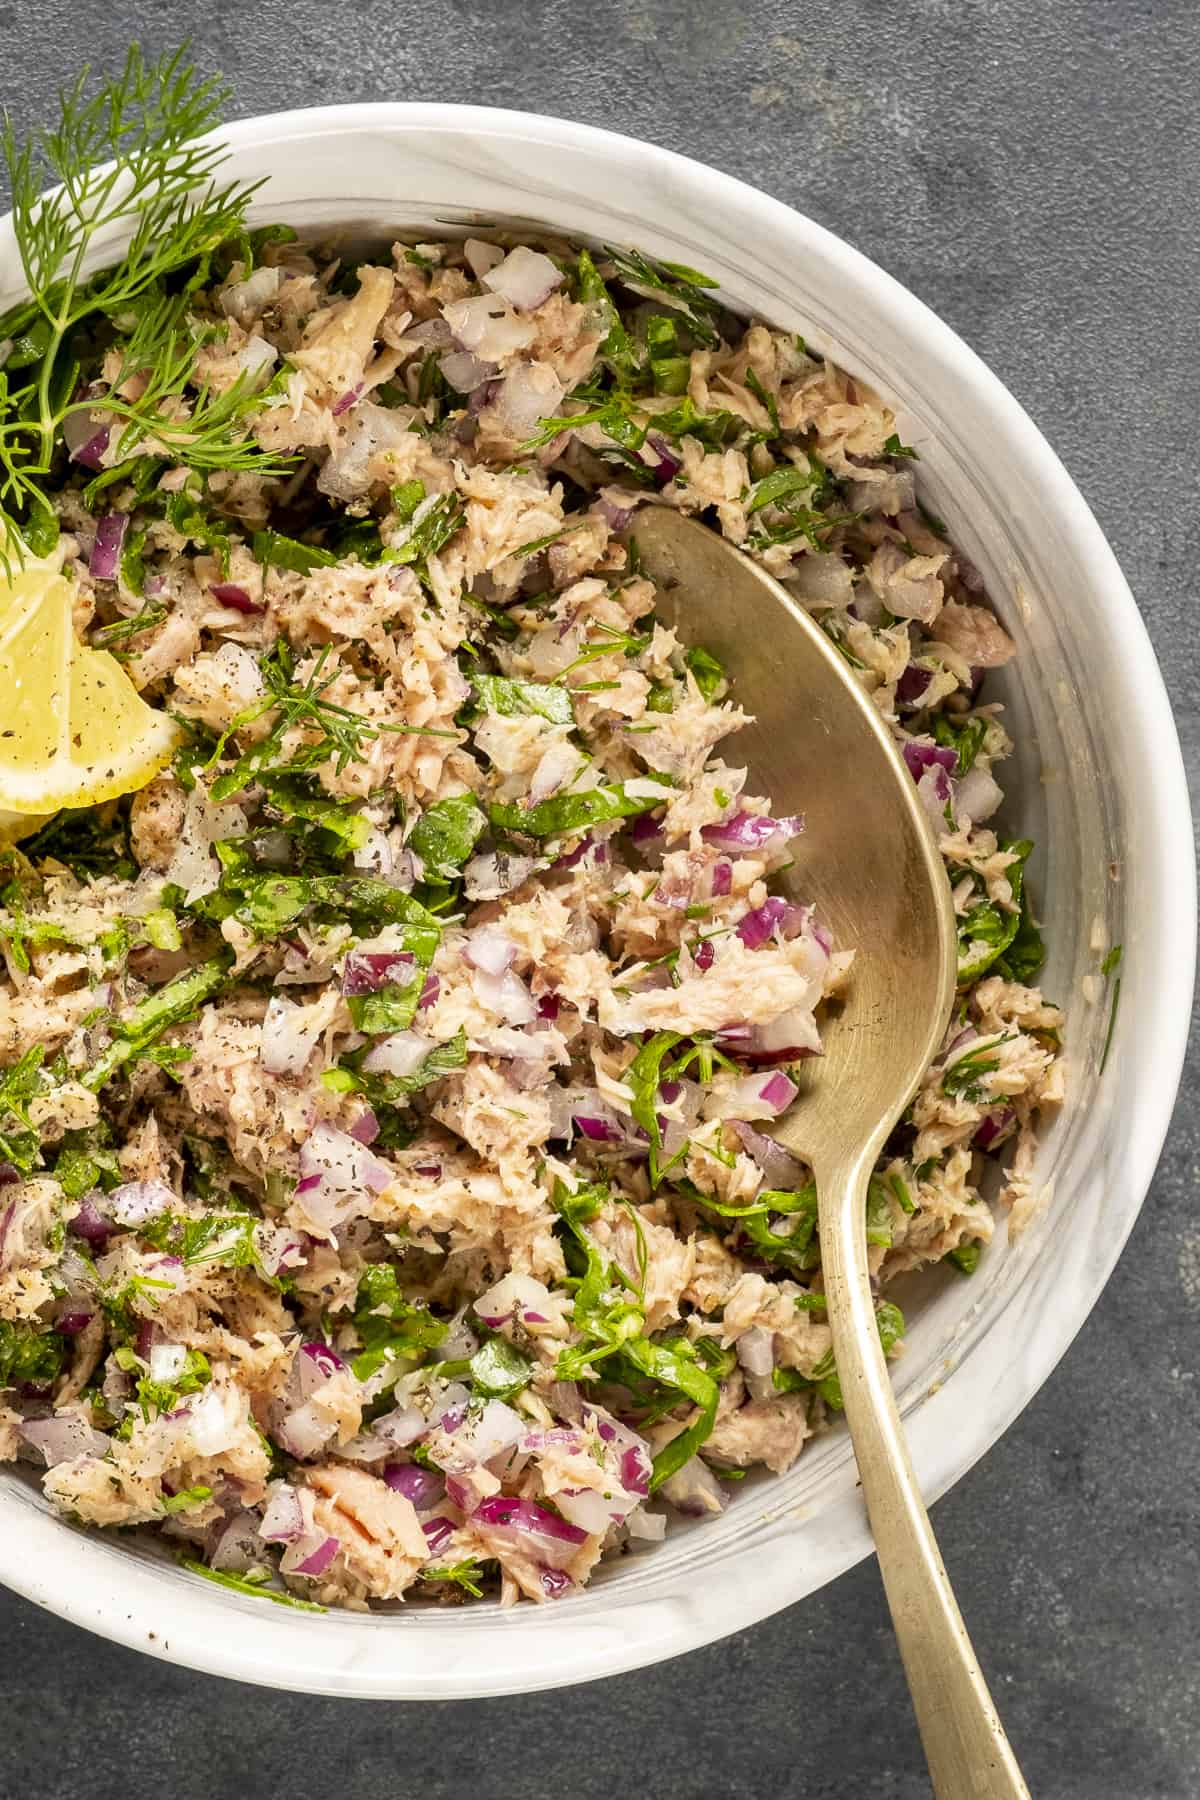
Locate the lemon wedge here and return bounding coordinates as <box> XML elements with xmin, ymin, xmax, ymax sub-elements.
<box><xmin>0</xmin><ymin>542</ymin><xmax>179</xmax><ymax>817</ymax></box>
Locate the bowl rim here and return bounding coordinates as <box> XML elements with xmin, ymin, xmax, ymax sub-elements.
<box><xmin>0</xmin><ymin>98</ymin><xmax>1193</xmax><ymax>1700</ymax></box>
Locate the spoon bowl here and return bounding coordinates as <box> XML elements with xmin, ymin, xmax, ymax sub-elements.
<box><xmin>636</xmin><ymin>509</ymin><xmax>1030</xmax><ymax>1800</ymax></box>
<box><xmin>634</xmin><ymin>507</ymin><xmax>955</xmax><ymax>1171</ymax></box>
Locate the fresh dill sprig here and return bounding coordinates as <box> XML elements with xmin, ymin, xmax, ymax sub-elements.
<box><xmin>205</xmin><ymin>640</ymin><xmax>456</xmax><ymax>800</ymax></box>
<box><xmin>0</xmin><ymin>44</ymin><xmax>286</xmax><ymax>554</ymax></box>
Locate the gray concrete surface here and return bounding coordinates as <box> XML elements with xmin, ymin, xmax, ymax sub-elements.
<box><xmin>1</xmin><ymin>1</ymin><xmax>1197</xmax><ymax>1794</ymax></box>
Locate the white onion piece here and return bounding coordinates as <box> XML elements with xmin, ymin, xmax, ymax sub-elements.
<box><xmin>261</xmin><ymin>994</ymin><xmax>324</xmax><ymax>1077</ymax></box>
<box><xmin>463</xmin><ymin>926</ymin><xmax>517</xmax><ymax>977</ymax></box>
<box><xmin>472</xmin><ymin>966</ymin><xmax>536</xmax><ymax>1025</ymax></box>
<box><xmin>658</xmin><ymin>1454</ymin><xmax>728</xmax><ymax>1517</ymax></box>
<box><xmin>351</xmin><ymin>826</ymin><xmax>394</xmax><ymax>877</ymax></box>
<box><xmin>954</xmin><ymin>763</ymin><xmax>1003</xmax><ymax>825</ymax></box>
<box><xmin>442</xmin><ymin>293</ymin><xmax>536</xmax><ymax>361</ymax></box>
<box><xmin>787</xmin><ymin>551</ymin><xmax>856</xmax><ymax>608</ymax></box>
<box><xmin>464</xmin><ymin>238</ymin><xmax>505</xmax><ymax>278</ymax></box>
<box><xmin>164</xmin><ymin>774</ymin><xmax>251</xmax><ymax>904</ymax></box>
<box><xmin>435</xmin><ymin>1398</ymin><xmax>525</xmax><ymax>1472</ymax></box>
<box><xmin>488</xmin><ymin>362</ymin><xmax>564</xmax><ymax>438</ymax></box>
<box><xmin>186</xmin><ymin>1387</ymin><xmax>242</xmax><ymax>1457</ymax></box>
<box><xmin>219</xmin><ymin>265</ymin><xmax>281</xmax><ymax>324</ymax></box>
<box><xmin>528</xmin><ymin>738</ymin><xmax>583</xmax><ymax>806</ymax></box>
<box><xmin>439</xmin><ymin>349</ymin><xmax>497</xmax><ymax>393</ymax></box>
<box><xmin>236</xmin><ymin>334</ymin><xmax>278</xmax><ymax>380</ymax></box>
<box><xmin>553</xmin><ymin>1486</ymin><xmax>628</xmax><ymax>1533</ymax></box>
<box><xmin>481</xmin><ymin>245</ymin><xmax>564</xmax><ymax>311</ymax></box>
<box><xmin>361</xmin><ymin>1031</ymin><xmax>431</xmax><ymax>1078</ymax></box>
<box><xmin>107</xmin><ymin>1180</ymin><xmax>176</xmax><ymax>1227</ymax></box>
<box><xmin>210</xmin><ymin>1510</ymin><xmax>266</xmax><ymax>1572</ymax></box>
<box><xmin>526</xmin><ymin>623</ymin><xmax>583</xmax><ymax>678</ymax></box>
<box><xmin>318</xmin><ymin>402</ymin><xmax>417</xmax><ymax>502</ymax></box>
<box><xmin>625</xmin><ymin>1504</ymin><xmax>667</xmax><ymax>1542</ymax></box>
<box><xmin>473</xmin><ymin>1272</ymin><xmax>553</xmax><ymax>1330</ymax></box>
<box><xmin>148</xmin><ymin>1342</ymin><xmax>187</xmax><ymax>1384</ymax></box>
<box><xmin>750</xmin><ymin>1007</ymin><xmax>823</xmax><ymax>1057</ymax></box>
<box><xmin>735</xmin><ymin>1326</ymin><xmax>776</xmax><ymax>1378</ymax></box>
<box><xmin>463</xmin><ymin>850</ymin><xmax>537</xmax><ymax>900</ymax></box>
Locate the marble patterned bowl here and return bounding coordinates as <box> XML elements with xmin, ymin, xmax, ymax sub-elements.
<box><xmin>0</xmin><ymin>104</ymin><xmax>1193</xmax><ymax>1699</ymax></box>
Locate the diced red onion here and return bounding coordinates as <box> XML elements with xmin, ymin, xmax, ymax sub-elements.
<box><xmin>553</xmin><ymin>1486</ymin><xmax>629</xmax><ymax>1533</ymax></box>
<box><xmin>694</xmin><ymin>940</ymin><xmax>716</xmax><ymax>972</ymax></box>
<box><xmin>974</xmin><ymin>1107</ymin><xmax>1016</xmax><ymax>1150</ymax></box>
<box><xmin>259</xmin><ymin>1482</ymin><xmax>307</xmax><ymax>1544</ymax></box>
<box><xmin>471</xmin><ymin>1494</ymin><xmax>588</xmax><ymax>1567</ymax></box>
<box><xmin>735</xmin><ymin>897</ymin><xmax>808</xmax><ymax>949</ymax></box>
<box><xmin>418</xmin><ymin>972</ymin><xmax>440</xmax><ymax>1009</ymax></box>
<box><xmin>659</xmin><ymin>1454</ymin><xmax>729</xmax><ymax>1517</ymax></box>
<box><xmin>435</xmin><ymin>1399</ymin><xmax>525</xmax><ymax>1473</ymax></box>
<box><xmin>916</xmin><ymin>762</ymin><xmax>953</xmax><ymax>828</ymax></box>
<box><xmin>384</xmin><ymin>1463</ymin><xmax>445</xmax><ymax>1509</ymax></box>
<box><xmin>701</xmin><ymin>813</ymin><xmax>804</xmax><ymax>854</ymax></box>
<box><xmin>631</xmin><ymin>811</ymin><xmax>664</xmax><ymax>846</ymax></box>
<box><xmin>209</xmin><ymin>582</ymin><xmax>263</xmax><ymax>614</ymax></box>
<box><xmin>209</xmin><ymin>1511</ymin><xmax>267</xmax><ymax>1573</ymax></box>
<box><xmin>20</xmin><ymin>1415</ymin><xmax>110</xmax><ymax>1467</ymax></box>
<box><xmin>342</xmin><ymin>949</ymin><xmax>415</xmax><ymax>997</ymax></box>
<box><xmin>70</xmin><ymin>1198</ymin><xmax>114</xmax><ymax>1247</ymax></box>
<box><xmin>473</xmin><ymin>1272</ymin><xmax>554</xmax><ymax>1330</ymax></box>
<box><xmin>297</xmin><ymin>1125</ymin><xmax>394</xmax><ymax>1221</ymax></box>
<box><xmin>473</xmin><ymin>965</ymin><xmax>536</xmax><ymax>1026</ymax></box>
<box><xmin>282</xmin><ymin>1533</ymin><xmax>339</xmax><ymax>1577</ymax></box>
<box><xmin>536</xmin><ymin>992</ymin><xmax>560</xmax><ymax>1020</ymax></box>
<box><xmin>595</xmin><ymin>489</ymin><xmax>636</xmax><ymax>532</ymax></box>
<box><xmin>443</xmin><ymin>293</ymin><xmax>536</xmax><ymax>361</ymax></box>
<box><xmin>645</xmin><ymin>433</ymin><xmax>682</xmax><ymax>486</ymax></box>
<box><xmin>489</xmin><ymin>362</ymin><xmax>565</xmax><ymax>438</ymax></box>
<box><xmin>413</xmin><ymin>1161</ymin><xmax>442</xmax><ymax>1179</ymax></box>
<box><xmin>575</xmin><ymin>1114</ymin><xmax>623</xmax><ymax>1143</ymax></box>
<box><xmin>896</xmin><ymin>664</ymin><xmax>933</xmax><ymax>709</ymax></box>
<box><xmin>463</xmin><ymin>849</ymin><xmax>538</xmax><ymax>901</ymax></box>
<box><xmin>348</xmin><ymin>1108</ymin><xmax>380</xmax><ymax>1145</ymax></box>
<box><xmin>902</xmin><ymin>738</ymin><xmax>958</xmax><ymax>781</ymax></box>
<box><xmin>710</xmin><ymin>860</ymin><xmax>733</xmax><ymax>897</ymax></box>
<box><xmin>89</xmin><ymin>511</ymin><xmax>128</xmax><ymax>581</ymax></box>
<box><xmin>541</xmin><ymin>1567</ymin><xmax>572</xmax><ymax>1597</ymax></box>
<box><xmin>422</xmin><ymin>1515</ymin><xmax>456</xmax><ymax>1554</ymax></box>
<box><xmin>332</xmin><ymin>384</ymin><xmax>363</xmax><ymax>417</ymax></box>
<box><xmin>56</xmin><ymin>1309</ymin><xmax>94</xmax><ymax>1336</ymax></box>
<box><xmin>729</xmin><ymin>1120</ymin><xmax>809</xmax><ymax>1189</ymax></box>
<box><xmin>66</xmin><ymin>418</ymin><xmax>111</xmax><ymax>470</ymax></box>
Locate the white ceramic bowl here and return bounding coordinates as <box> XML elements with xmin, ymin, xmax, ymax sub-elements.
<box><xmin>0</xmin><ymin>104</ymin><xmax>1193</xmax><ymax>1699</ymax></box>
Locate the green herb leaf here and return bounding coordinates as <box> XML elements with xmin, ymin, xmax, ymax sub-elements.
<box><xmin>683</xmin><ymin>644</ymin><xmax>726</xmax><ymax>702</ymax></box>
<box><xmin>0</xmin><ymin>1046</ymin><xmax>47</xmax><ymax>1173</ymax></box>
<box><xmin>407</xmin><ymin>794</ymin><xmax>487</xmax><ymax>880</ymax></box>
<box><xmin>473</xmin><ymin>673</ymin><xmax>575</xmax><ymax>725</ymax></box>
<box><xmin>351</xmin><ymin>1263</ymin><xmax>447</xmax><ymax>1380</ymax></box>
<box><xmin>0</xmin><ymin>1319</ymin><xmax>66</xmax><ymax>1389</ymax></box>
<box><xmin>179</xmin><ymin>1558</ymin><xmax>325</xmax><ymax>1612</ymax></box>
<box><xmin>252</xmin><ymin>529</ymin><xmax>337</xmax><ymax>574</ymax></box>
<box><xmin>488</xmin><ymin>778</ymin><xmax>671</xmax><ymax>841</ymax></box>
<box><xmin>82</xmin><ymin>955</ymin><xmax>231</xmax><ymax>1091</ymax></box>
<box><xmin>468</xmin><ymin>1335</ymin><xmax>533</xmax><ymax>1401</ymax></box>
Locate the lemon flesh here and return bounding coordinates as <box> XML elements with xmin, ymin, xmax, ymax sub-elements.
<box><xmin>0</xmin><ymin>549</ymin><xmax>178</xmax><ymax>816</ymax></box>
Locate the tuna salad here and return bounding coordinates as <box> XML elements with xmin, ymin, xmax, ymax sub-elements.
<box><xmin>0</xmin><ymin>68</ymin><xmax>1064</xmax><ymax>1614</ymax></box>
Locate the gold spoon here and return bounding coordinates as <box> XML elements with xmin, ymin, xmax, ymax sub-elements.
<box><xmin>636</xmin><ymin>509</ymin><xmax>1030</xmax><ymax>1800</ymax></box>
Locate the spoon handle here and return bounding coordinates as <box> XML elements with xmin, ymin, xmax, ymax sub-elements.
<box><xmin>818</xmin><ymin>1150</ymin><xmax>1030</xmax><ymax>1800</ymax></box>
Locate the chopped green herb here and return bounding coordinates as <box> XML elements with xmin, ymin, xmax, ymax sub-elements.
<box><xmin>179</xmin><ymin>1559</ymin><xmax>325</xmax><ymax>1612</ymax></box>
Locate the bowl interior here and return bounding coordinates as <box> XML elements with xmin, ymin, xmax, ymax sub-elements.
<box><xmin>0</xmin><ymin>106</ymin><xmax>1189</xmax><ymax>1699</ymax></box>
